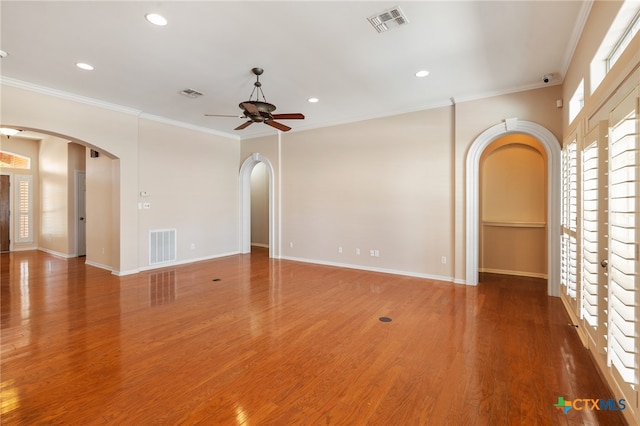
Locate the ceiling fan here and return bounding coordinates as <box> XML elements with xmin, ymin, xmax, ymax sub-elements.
<box><xmin>205</xmin><ymin>67</ymin><xmax>305</xmax><ymax>132</ymax></box>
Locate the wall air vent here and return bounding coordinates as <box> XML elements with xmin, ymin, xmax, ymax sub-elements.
<box><xmin>149</xmin><ymin>229</ymin><xmax>177</xmax><ymax>265</ymax></box>
<box><xmin>367</xmin><ymin>6</ymin><xmax>409</xmax><ymax>33</ymax></box>
<box><xmin>179</xmin><ymin>88</ymin><xmax>204</xmax><ymax>98</ymax></box>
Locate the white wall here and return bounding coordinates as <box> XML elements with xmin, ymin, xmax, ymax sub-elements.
<box><xmin>137</xmin><ymin>118</ymin><xmax>240</xmax><ymax>268</ymax></box>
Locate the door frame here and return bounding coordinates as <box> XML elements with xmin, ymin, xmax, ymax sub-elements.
<box><xmin>239</xmin><ymin>153</ymin><xmax>276</xmax><ymax>257</ymax></box>
<box><xmin>0</xmin><ymin>173</ymin><xmax>12</xmax><ymax>252</ymax></box>
<box><xmin>466</xmin><ymin>119</ymin><xmax>561</xmax><ymax>296</ymax></box>
<box><xmin>75</xmin><ymin>170</ymin><xmax>86</xmax><ymax>256</ymax></box>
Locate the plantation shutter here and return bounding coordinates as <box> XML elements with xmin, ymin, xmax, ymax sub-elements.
<box><xmin>582</xmin><ymin>135</ymin><xmax>599</xmax><ymax>327</ymax></box>
<box><xmin>562</xmin><ymin>139</ymin><xmax>578</xmax><ymax>300</ymax></box>
<box><xmin>607</xmin><ymin>87</ymin><xmax>639</xmax><ymax>386</ymax></box>
<box><xmin>15</xmin><ymin>175</ymin><xmax>32</xmax><ymax>244</ymax></box>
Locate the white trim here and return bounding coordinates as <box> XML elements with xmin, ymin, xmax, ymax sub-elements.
<box><xmin>38</xmin><ymin>247</ymin><xmax>74</xmax><ymax>259</ymax></box>
<box><xmin>138</xmin><ymin>250</ymin><xmax>240</xmax><ymax>272</ymax></box>
<box><xmin>1</xmin><ymin>77</ymin><xmax>141</xmax><ymax>116</ymax></box>
<box><xmin>466</xmin><ymin>119</ymin><xmax>561</xmax><ymax>296</ymax></box>
<box><xmin>85</xmin><ymin>260</ymin><xmax>116</xmax><ymax>273</ymax></box>
<box><xmin>1</xmin><ymin>172</ymin><xmax>14</xmax><ymax>252</ymax></box>
<box><xmin>111</xmin><ymin>268</ymin><xmax>140</xmax><ymax>276</ymax></box>
<box><xmin>479</xmin><ymin>268</ymin><xmax>548</xmax><ymax>280</ymax></box>
<box><xmin>139</xmin><ymin>113</ymin><xmax>239</xmax><ymax>140</ymax></box>
<box><xmin>239</xmin><ymin>153</ymin><xmax>277</xmax><ymax>257</ymax></box>
<box><xmin>281</xmin><ymin>256</ymin><xmax>455</xmax><ymax>284</ymax></box>
<box><xmin>0</xmin><ymin>77</ymin><xmax>239</xmax><ymax>140</ymax></box>
<box><xmin>560</xmin><ymin>1</ymin><xmax>594</xmax><ymax>78</ymax></box>
<box><xmin>14</xmin><ymin>174</ymin><xmax>33</xmax><ymax>244</ymax></box>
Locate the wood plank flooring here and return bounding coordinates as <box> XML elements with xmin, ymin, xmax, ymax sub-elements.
<box><xmin>1</xmin><ymin>249</ymin><xmax>627</xmax><ymax>425</ymax></box>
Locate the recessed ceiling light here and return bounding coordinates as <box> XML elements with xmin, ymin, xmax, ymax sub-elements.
<box><xmin>76</xmin><ymin>62</ymin><xmax>94</xmax><ymax>71</ymax></box>
<box><xmin>0</xmin><ymin>128</ymin><xmax>21</xmax><ymax>136</ymax></box>
<box><xmin>307</xmin><ymin>97</ymin><xmax>319</xmax><ymax>103</ymax></box>
<box><xmin>145</xmin><ymin>13</ymin><xmax>167</xmax><ymax>26</ymax></box>
<box><xmin>415</xmin><ymin>70</ymin><xmax>429</xmax><ymax>78</ymax></box>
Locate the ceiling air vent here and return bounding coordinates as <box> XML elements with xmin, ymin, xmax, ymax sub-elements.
<box><xmin>179</xmin><ymin>88</ymin><xmax>203</xmax><ymax>98</ymax></box>
<box><xmin>367</xmin><ymin>6</ymin><xmax>409</xmax><ymax>33</ymax></box>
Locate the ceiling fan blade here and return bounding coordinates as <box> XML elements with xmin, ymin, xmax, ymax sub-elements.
<box><xmin>235</xmin><ymin>121</ymin><xmax>253</xmax><ymax>130</ymax></box>
<box><xmin>266</xmin><ymin>121</ymin><xmax>291</xmax><ymax>132</ymax></box>
<box><xmin>205</xmin><ymin>114</ymin><xmax>243</xmax><ymax>118</ymax></box>
<box><xmin>272</xmin><ymin>113</ymin><xmax>305</xmax><ymax>120</ymax></box>
<box><xmin>241</xmin><ymin>102</ymin><xmax>260</xmax><ymax>115</ymax></box>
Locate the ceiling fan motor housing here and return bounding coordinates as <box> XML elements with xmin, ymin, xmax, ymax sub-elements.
<box><xmin>241</xmin><ymin>101</ymin><xmax>277</xmax><ymax>122</ymax></box>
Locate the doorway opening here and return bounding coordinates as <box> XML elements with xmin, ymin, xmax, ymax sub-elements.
<box><xmin>466</xmin><ymin>119</ymin><xmax>561</xmax><ymax>296</ymax></box>
<box><xmin>239</xmin><ymin>153</ymin><xmax>276</xmax><ymax>257</ymax></box>
<box><xmin>479</xmin><ymin>134</ymin><xmax>547</xmax><ymax>280</ymax></box>
<box><xmin>249</xmin><ymin>162</ymin><xmax>269</xmax><ymax>252</ymax></box>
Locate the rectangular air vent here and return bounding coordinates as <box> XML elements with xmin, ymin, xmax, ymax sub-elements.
<box><xmin>149</xmin><ymin>229</ymin><xmax>177</xmax><ymax>265</ymax></box>
<box><xmin>367</xmin><ymin>6</ymin><xmax>409</xmax><ymax>33</ymax></box>
<box><xmin>179</xmin><ymin>88</ymin><xmax>203</xmax><ymax>98</ymax></box>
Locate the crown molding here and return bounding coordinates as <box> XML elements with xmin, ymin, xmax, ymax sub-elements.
<box><xmin>1</xmin><ymin>77</ymin><xmax>239</xmax><ymax>140</ymax></box>
<box><xmin>138</xmin><ymin>113</ymin><xmax>240</xmax><ymax>140</ymax></box>
<box><xmin>1</xmin><ymin>76</ymin><xmax>141</xmax><ymax>116</ymax></box>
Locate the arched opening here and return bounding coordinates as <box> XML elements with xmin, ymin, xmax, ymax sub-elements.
<box><xmin>239</xmin><ymin>153</ymin><xmax>276</xmax><ymax>257</ymax></box>
<box><xmin>479</xmin><ymin>135</ymin><xmax>547</xmax><ymax>280</ymax></box>
<box><xmin>0</xmin><ymin>126</ymin><xmax>120</xmax><ymax>269</ymax></box>
<box><xmin>466</xmin><ymin>119</ymin><xmax>561</xmax><ymax>296</ymax></box>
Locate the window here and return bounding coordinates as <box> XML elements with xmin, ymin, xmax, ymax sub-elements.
<box><xmin>608</xmin><ymin>9</ymin><xmax>640</xmax><ymax>71</ymax></box>
<box><xmin>590</xmin><ymin>1</ymin><xmax>640</xmax><ymax>93</ymax></box>
<box><xmin>0</xmin><ymin>151</ymin><xmax>30</xmax><ymax>169</ymax></box>
<box><xmin>569</xmin><ymin>80</ymin><xmax>585</xmax><ymax>124</ymax></box>
<box><xmin>15</xmin><ymin>175</ymin><xmax>33</xmax><ymax>243</ymax></box>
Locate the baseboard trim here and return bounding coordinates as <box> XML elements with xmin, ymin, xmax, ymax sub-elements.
<box><xmin>479</xmin><ymin>268</ymin><xmax>547</xmax><ymax>279</ymax></box>
<box><xmin>85</xmin><ymin>260</ymin><xmax>116</xmax><ymax>273</ymax></box>
<box><xmin>38</xmin><ymin>247</ymin><xmax>74</xmax><ymax>259</ymax></box>
<box><xmin>138</xmin><ymin>251</ymin><xmax>241</xmax><ymax>272</ymax></box>
<box><xmin>280</xmin><ymin>255</ymin><xmax>454</xmax><ymax>283</ymax></box>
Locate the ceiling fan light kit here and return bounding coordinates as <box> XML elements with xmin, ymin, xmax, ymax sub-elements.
<box><xmin>205</xmin><ymin>67</ymin><xmax>304</xmax><ymax>132</ymax></box>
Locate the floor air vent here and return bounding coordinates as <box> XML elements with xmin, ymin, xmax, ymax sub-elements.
<box><xmin>149</xmin><ymin>229</ymin><xmax>177</xmax><ymax>265</ymax></box>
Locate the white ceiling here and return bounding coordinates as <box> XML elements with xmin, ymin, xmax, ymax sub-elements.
<box><xmin>0</xmin><ymin>1</ymin><xmax>590</xmax><ymax>139</ymax></box>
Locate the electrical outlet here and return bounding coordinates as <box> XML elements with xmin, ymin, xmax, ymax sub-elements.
<box><xmin>289</xmin><ymin>242</ymin><xmax>294</xmax><ymax>248</ymax></box>
<box><xmin>441</xmin><ymin>256</ymin><xmax>447</xmax><ymax>264</ymax></box>
<box><xmin>356</xmin><ymin>248</ymin><xmax>361</xmax><ymax>255</ymax></box>
<box><xmin>190</xmin><ymin>243</ymin><xmax>196</xmax><ymax>250</ymax></box>
<box><xmin>338</xmin><ymin>246</ymin><xmax>343</xmax><ymax>253</ymax></box>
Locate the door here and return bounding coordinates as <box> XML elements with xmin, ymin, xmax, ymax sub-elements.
<box><xmin>0</xmin><ymin>175</ymin><xmax>9</xmax><ymax>252</ymax></box>
<box><xmin>580</xmin><ymin>121</ymin><xmax>608</xmax><ymax>354</ymax></box>
<box><xmin>576</xmin><ymin>85</ymin><xmax>639</xmax><ymax>407</ymax></box>
<box><xmin>76</xmin><ymin>171</ymin><xmax>86</xmax><ymax>256</ymax></box>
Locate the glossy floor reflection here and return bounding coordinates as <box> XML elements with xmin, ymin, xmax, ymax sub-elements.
<box><xmin>1</xmin><ymin>249</ymin><xmax>627</xmax><ymax>425</ymax></box>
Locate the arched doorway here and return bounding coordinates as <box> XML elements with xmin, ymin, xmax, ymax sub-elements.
<box><xmin>466</xmin><ymin>119</ymin><xmax>561</xmax><ymax>296</ymax></box>
<box><xmin>0</xmin><ymin>125</ymin><xmax>120</xmax><ymax>269</ymax></box>
<box><xmin>239</xmin><ymin>153</ymin><xmax>276</xmax><ymax>257</ymax></box>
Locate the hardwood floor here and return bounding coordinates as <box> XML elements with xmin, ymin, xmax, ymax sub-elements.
<box><xmin>1</xmin><ymin>249</ymin><xmax>627</xmax><ymax>425</ymax></box>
